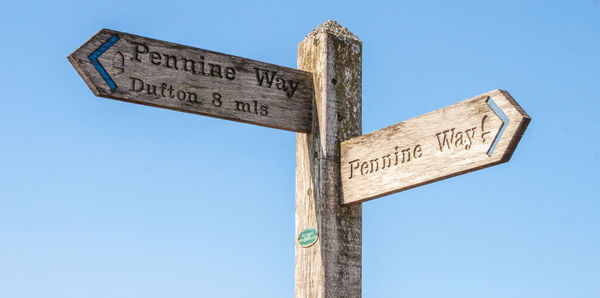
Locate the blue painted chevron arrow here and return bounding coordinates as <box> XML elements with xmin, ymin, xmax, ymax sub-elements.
<box><xmin>88</xmin><ymin>35</ymin><xmax>119</xmax><ymax>90</ymax></box>
<box><xmin>485</xmin><ymin>97</ymin><xmax>509</xmax><ymax>156</ymax></box>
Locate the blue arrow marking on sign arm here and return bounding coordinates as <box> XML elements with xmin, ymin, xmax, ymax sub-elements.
<box><xmin>485</xmin><ymin>97</ymin><xmax>509</xmax><ymax>156</ymax></box>
<box><xmin>88</xmin><ymin>35</ymin><xmax>120</xmax><ymax>90</ymax></box>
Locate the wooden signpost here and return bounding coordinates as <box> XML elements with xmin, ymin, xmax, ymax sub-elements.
<box><xmin>68</xmin><ymin>29</ymin><xmax>314</xmax><ymax>132</ymax></box>
<box><xmin>69</xmin><ymin>21</ymin><xmax>530</xmax><ymax>298</ymax></box>
<box><xmin>295</xmin><ymin>21</ymin><xmax>362</xmax><ymax>297</ymax></box>
<box><xmin>340</xmin><ymin>89</ymin><xmax>530</xmax><ymax>205</ymax></box>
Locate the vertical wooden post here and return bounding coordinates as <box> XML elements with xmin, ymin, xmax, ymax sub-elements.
<box><xmin>296</xmin><ymin>20</ymin><xmax>362</xmax><ymax>297</ymax></box>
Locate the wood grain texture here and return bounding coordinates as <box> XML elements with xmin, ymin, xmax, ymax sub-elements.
<box><xmin>68</xmin><ymin>29</ymin><xmax>314</xmax><ymax>132</ymax></box>
<box><xmin>340</xmin><ymin>89</ymin><xmax>531</xmax><ymax>205</ymax></box>
<box><xmin>295</xmin><ymin>21</ymin><xmax>362</xmax><ymax>298</ymax></box>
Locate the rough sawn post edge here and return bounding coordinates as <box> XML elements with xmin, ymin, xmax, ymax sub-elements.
<box><xmin>295</xmin><ymin>20</ymin><xmax>362</xmax><ymax>297</ymax></box>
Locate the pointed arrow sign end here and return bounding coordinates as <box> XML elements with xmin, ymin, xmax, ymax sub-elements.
<box><xmin>487</xmin><ymin>89</ymin><xmax>531</xmax><ymax>164</ymax></box>
<box><xmin>340</xmin><ymin>89</ymin><xmax>531</xmax><ymax>205</ymax></box>
<box><xmin>68</xmin><ymin>29</ymin><xmax>119</xmax><ymax>97</ymax></box>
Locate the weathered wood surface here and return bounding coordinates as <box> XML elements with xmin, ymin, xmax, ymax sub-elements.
<box><xmin>68</xmin><ymin>29</ymin><xmax>314</xmax><ymax>132</ymax></box>
<box><xmin>341</xmin><ymin>89</ymin><xmax>531</xmax><ymax>205</ymax></box>
<box><xmin>296</xmin><ymin>21</ymin><xmax>362</xmax><ymax>297</ymax></box>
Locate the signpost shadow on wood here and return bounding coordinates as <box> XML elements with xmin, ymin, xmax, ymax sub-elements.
<box><xmin>69</xmin><ymin>20</ymin><xmax>530</xmax><ymax>298</ymax></box>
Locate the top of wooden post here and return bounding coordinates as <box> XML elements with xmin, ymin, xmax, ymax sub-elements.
<box><xmin>302</xmin><ymin>20</ymin><xmax>361</xmax><ymax>44</ymax></box>
<box><xmin>296</xmin><ymin>20</ymin><xmax>363</xmax><ymax>297</ymax></box>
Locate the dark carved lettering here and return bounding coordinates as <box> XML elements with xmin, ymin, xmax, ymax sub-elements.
<box><xmin>225</xmin><ymin>67</ymin><xmax>236</xmax><ymax>80</ymax></box>
<box><xmin>212</xmin><ymin>93</ymin><xmax>222</xmax><ymax>107</ymax></box>
<box><xmin>129</xmin><ymin>77</ymin><xmax>144</xmax><ymax>92</ymax></box>
<box><xmin>454</xmin><ymin>131</ymin><xmax>464</xmax><ymax>147</ymax></box>
<box><xmin>128</xmin><ymin>76</ymin><xmax>199</xmax><ymax>105</ymax></box>
<box><xmin>413</xmin><ymin>145</ymin><xmax>423</xmax><ymax>158</ymax></box>
<box><xmin>381</xmin><ymin>154</ymin><xmax>392</xmax><ymax>169</ymax></box>
<box><xmin>360</xmin><ymin>162</ymin><xmax>369</xmax><ymax>175</ymax></box>
<box><xmin>235</xmin><ymin>101</ymin><xmax>251</xmax><ymax>113</ymax></box>
<box><xmin>287</xmin><ymin>80</ymin><xmax>299</xmax><ymax>98</ymax></box>
<box><xmin>232</xmin><ymin>99</ymin><xmax>268</xmax><ymax>117</ymax></box>
<box><xmin>369</xmin><ymin>158</ymin><xmax>379</xmax><ymax>173</ymax></box>
<box><xmin>164</xmin><ymin>54</ymin><xmax>178</xmax><ymax>70</ymax></box>
<box><xmin>466</xmin><ymin>127</ymin><xmax>476</xmax><ymax>150</ymax></box>
<box><xmin>198</xmin><ymin>56</ymin><xmax>207</xmax><ymax>75</ymax></box>
<box><xmin>481</xmin><ymin>115</ymin><xmax>491</xmax><ymax>143</ymax></box>
<box><xmin>401</xmin><ymin>148</ymin><xmax>411</xmax><ymax>163</ymax></box>
<box><xmin>188</xmin><ymin>92</ymin><xmax>198</xmax><ymax>103</ymax></box>
<box><xmin>275</xmin><ymin>77</ymin><xmax>288</xmax><ymax>91</ymax></box>
<box><xmin>436</xmin><ymin>128</ymin><xmax>454</xmax><ymax>152</ymax></box>
<box><xmin>436</xmin><ymin>126</ymin><xmax>479</xmax><ymax>151</ymax></box>
<box><xmin>349</xmin><ymin>144</ymin><xmax>423</xmax><ymax>179</ymax></box>
<box><xmin>349</xmin><ymin>159</ymin><xmax>360</xmax><ymax>179</ymax></box>
<box><xmin>168</xmin><ymin>85</ymin><xmax>175</xmax><ymax>98</ymax></box>
<box><xmin>260</xmin><ymin>106</ymin><xmax>268</xmax><ymax>116</ymax></box>
<box><xmin>146</xmin><ymin>84</ymin><xmax>157</xmax><ymax>95</ymax></box>
<box><xmin>255</xmin><ymin>68</ymin><xmax>276</xmax><ymax>87</ymax></box>
<box><xmin>131</xmin><ymin>42</ymin><xmax>148</xmax><ymax>62</ymax></box>
<box><xmin>128</xmin><ymin>43</ymin><xmax>236</xmax><ymax>81</ymax></box>
<box><xmin>112</xmin><ymin>52</ymin><xmax>124</xmax><ymax>75</ymax></box>
<box><xmin>254</xmin><ymin>67</ymin><xmax>300</xmax><ymax>98</ymax></box>
<box><xmin>210</xmin><ymin>64</ymin><xmax>222</xmax><ymax>78</ymax></box>
<box><xmin>160</xmin><ymin>83</ymin><xmax>167</xmax><ymax>97</ymax></box>
<box><xmin>150</xmin><ymin>52</ymin><xmax>161</xmax><ymax>65</ymax></box>
<box><xmin>177</xmin><ymin>90</ymin><xmax>186</xmax><ymax>100</ymax></box>
<box><xmin>182</xmin><ymin>58</ymin><xmax>196</xmax><ymax>73</ymax></box>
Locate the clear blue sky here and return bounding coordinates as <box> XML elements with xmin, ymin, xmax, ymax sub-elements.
<box><xmin>1</xmin><ymin>1</ymin><xmax>599</xmax><ymax>297</ymax></box>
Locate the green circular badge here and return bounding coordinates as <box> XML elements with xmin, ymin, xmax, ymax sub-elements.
<box><xmin>298</xmin><ymin>228</ymin><xmax>318</xmax><ymax>248</ymax></box>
